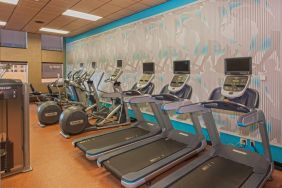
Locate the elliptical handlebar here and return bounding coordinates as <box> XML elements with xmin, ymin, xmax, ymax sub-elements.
<box><xmin>72</xmin><ymin>69</ymin><xmax>82</xmax><ymax>80</ymax></box>
<box><xmin>67</xmin><ymin>71</ymin><xmax>72</xmax><ymax>80</ymax></box>
<box><xmin>122</xmin><ymin>90</ymin><xmax>142</xmax><ymax>96</ymax></box>
<box><xmin>97</xmin><ymin>72</ymin><xmax>109</xmax><ymax>94</ymax></box>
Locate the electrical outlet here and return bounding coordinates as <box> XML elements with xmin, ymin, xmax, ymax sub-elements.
<box><xmin>240</xmin><ymin>138</ymin><xmax>247</xmax><ymax>146</ymax></box>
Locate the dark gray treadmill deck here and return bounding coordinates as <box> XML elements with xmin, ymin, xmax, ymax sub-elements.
<box><xmin>104</xmin><ymin>139</ymin><xmax>186</xmax><ymax>178</ymax></box>
<box><xmin>169</xmin><ymin>157</ymin><xmax>253</xmax><ymax>188</ymax></box>
<box><xmin>76</xmin><ymin>127</ymin><xmax>149</xmax><ymax>152</ymax></box>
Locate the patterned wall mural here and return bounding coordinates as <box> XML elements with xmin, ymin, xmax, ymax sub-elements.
<box><xmin>66</xmin><ymin>0</ymin><xmax>282</xmax><ymax>146</ymax></box>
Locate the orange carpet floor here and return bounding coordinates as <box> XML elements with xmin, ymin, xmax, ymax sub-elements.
<box><xmin>1</xmin><ymin>105</ymin><xmax>282</xmax><ymax>188</ymax></box>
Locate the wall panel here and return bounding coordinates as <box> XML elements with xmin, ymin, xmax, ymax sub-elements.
<box><xmin>0</xmin><ymin>33</ymin><xmax>64</xmax><ymax>91</ymax></box>
<box><xmin>66</xmin><ymin>0</ymin><xmax>282</xmax><ymax>146</ymax></box>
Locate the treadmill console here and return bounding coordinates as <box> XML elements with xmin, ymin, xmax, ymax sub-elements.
<box><xmin>169</xmin><ymin>74</ymin><xmax>190</xmax><ymax>92</ymax></box>
<box><xmin>168</xmin><ymin>60</ymin><xmax>190</xmax><ymax>92</ymax></box>
<box><xmin>109</xmin><ymin>60</ymin><xmax>123</xmax><ymax>82</ymax></box>
<box><xmin>109</xmin><ymin>68</ymin><xmax>122</xmax><ymax>82</ymax></box>
<box><xmin>137</xmin><ymin>74</ymin><xmax>154</xmax><ymax>89</ymax></box>
<box><xmin>221</xmin><ymin>57</ymin><xmax>252</xmax><ymax>99</ymax></box>
<box><xmin>136</xmin><ymin>62</ymin><xmax>155</xmax><ymax>89</ymax></box>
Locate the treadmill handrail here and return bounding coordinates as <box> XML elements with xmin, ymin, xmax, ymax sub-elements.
<box><xmin>238</xmin><ymin>109</ymin><xmax>272</xmax><ymax>162</ymax></box>
<box><xmin>161</xmin><ymin>100</ymin><xmax>192</xmax><ymax>111</ymax></box>
<box><xmin>237</xmin><ymin>109</ymin><xmax>264</xmax><ymax>127</ymax></box>
<box><xmin>177</xmin><ymin>100</ymin><xmax>253</xmax><ymax>114</ymax></box>
<box><xmin>201</xmin><ymin>100</ymin><xmax>252</xmax><ymax>113</ymax></box>
<box><xmin>152</xmin><ymin>93</ymin><xmax>181</xmax><ymax>102</ymax></box>
<box><xmin>127</xmin><ymin>93</ymin><xmax>185</xmax><ymax>105</ymax></box>
<box><xmin>177</xmin><ymin>103</ymin><xmax>210</xmax><ymax>114</ymax></box>
<box><xmin>127</xmin><ymin>95</ymin><xmax>154</xmax><ymax>104</ymax></box>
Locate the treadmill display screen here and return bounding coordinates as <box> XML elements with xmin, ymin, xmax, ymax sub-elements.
<box><xmin>143</xmin><ymin>62</ymin><xmax>155</xmax><ymax>74</ymax></box>
<box><xmin>225</xmin><ymin>57</ymin><xmax>252</xmax><ymax>75</ymax></box>
<box><xmin>117</xmin><ymin>60</ymin><xmax>122</xmax><ymax>68</ymax></box>
<box><xmin>173</xmin><ymin>60</ymin><xmax>190</xmax><ymax>74</ymax></box>
<box><xmin>92</xmin><ymin>62</ymin><xmax>96</xmax><ymax>69</ymax></box>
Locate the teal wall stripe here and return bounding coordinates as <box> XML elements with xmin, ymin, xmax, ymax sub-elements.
<box><xmin>65</xmin><ymin>0</ymin><xmax>197</xmax><ymax>44</ymax></box>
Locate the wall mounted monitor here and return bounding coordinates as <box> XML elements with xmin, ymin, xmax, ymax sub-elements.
<box><xmin>143</xmin><ymin>62</ymin><xmax>155</xmax><ymax>74</ymax></box>
<box><xmin>173</xmin><ymin>60</ymin><xmax>190</xmax><ymax>74</ymax></box>
<box><xmin>117</xmin><ymin>60</ymin><xmax>122</xmax><ymax>68</ymax></box>
<box><xmin>225</xmin><ymin>57</ymin><xmax>252</xmax><ymax>75</ymax></box>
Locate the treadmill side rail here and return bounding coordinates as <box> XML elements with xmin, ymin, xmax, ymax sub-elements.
<box><xmin>161</xmin><ymin>100</ymin><xmax>192</xmax><ymax>111</ymax></box>
<box><xmin>177</xmin><ymin>103</ymin><xmax>209</xmax><ymax>114</ymax></box>
<box><xmin>237</xmin><ymin>110</ymin><xmax>273</xmax><ymax>163</ymax></box>
<box><xmin>237</xmin><ymin>110</ymin><xmax>265</xmax><ymax>127</ymax></box>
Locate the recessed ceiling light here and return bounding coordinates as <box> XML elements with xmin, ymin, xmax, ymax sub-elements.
<box><xmin>39</xmin><ymin>28</ymin><xmax>69</xmax><ymax>35</ymax></box>
<box><xmin>63</xmin><ymin>9</ymin><xmax>102</xmax><ymax>21</ymax></box>
<box><xmin>0</xmin><ymin>0</ymin><xmax>19</xmax><ymax>5</ymax></box>
<box><xmin>0</xmin><ymin>21</ymin><xmax>6</xmax><ymax>26</ymax></box>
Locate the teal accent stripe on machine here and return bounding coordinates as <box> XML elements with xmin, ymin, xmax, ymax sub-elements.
<box><xmin>128</xmin><ymin>109</ymin><xmax>282</xmax><ymax>163</ymax></box>
<box><xmin>65</xmin><ymin>0</ymin><xmax>197</xmax><ymax>43</ymax></box>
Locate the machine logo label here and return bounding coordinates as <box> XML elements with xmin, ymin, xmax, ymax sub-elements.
<box><xmin>232</xmin><ymin>149</ymin><xmax>247</xmax><ymax>155</ymax></box>
<box><xmin>45</xmin><ymin>112</ymin><xmax>58</xmax><ymax>117</ymax></box>
<box><xmin>179</xmin><ymin>132</ymin><xmax>189</xmax><ymax>137</ymax></box>
<box><xmin>70</xmin><ymin>120</ymin><xmax>84</xmax><ymax>126</ymax></box>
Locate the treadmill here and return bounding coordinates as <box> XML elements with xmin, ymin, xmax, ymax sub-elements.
<box><xmin>73</xmin><ymin>62</ymin><xmax>160</xmax><ymax>160</ymax></box>
<box><xmin>97</xmin><ymin>60</ymin><xmax>206</xmax><ymax>188</ymax></box>
<box><xmin>151</xmin><ymin>57</ymin><xmax>273</xmax><ymax>188</ymax></box>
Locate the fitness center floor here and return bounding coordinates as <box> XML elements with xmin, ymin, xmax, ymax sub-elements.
<box><xmin>2</xmin><ymin>104</ymin><xmax>282</xmax><ymax>188</ymax></box>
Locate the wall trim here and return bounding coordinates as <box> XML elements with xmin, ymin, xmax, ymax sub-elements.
<box><xmin>65</xmin><ymin>0</ymin><xmax>200</xmax><ymax>44</ymax></box>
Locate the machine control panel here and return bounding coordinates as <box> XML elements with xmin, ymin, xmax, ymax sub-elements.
<box><xmin>109</xmin><ymin>68</ymin><xmax>122</xmax><ymax>82</ymax></box>
<box><xmin>223</xmin><ymin>76</ymin><xmax>249</xmax><ymax>92</ymax></box>
<box><xmin>169</xmin><ymin>74</ymin><xmax>189</xmax><ymax>92</ymax></box>
<box><xmin>137</xmin><ymin>74</ymin><xmax>154</xmax><ymax>89</ymax></box>
<box><xmin>221</xmin><ymin>75</ymin><xmax>250</xmax><ymax>99</ymax></box>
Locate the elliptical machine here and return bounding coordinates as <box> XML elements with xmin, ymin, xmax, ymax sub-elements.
<box><xmin>37</xmin><ymin>65</ymin><xmax>95</xmax><ymax>127</ymax></box>
<box><xmin>59</xmin><ymin>60</ymin><xmax>125</xmax><ymax>138</ymax></box>
<box><xmin>59</xmin><ymin>62</ymin><xmax>155</xmax><ymax>138</ymax></box>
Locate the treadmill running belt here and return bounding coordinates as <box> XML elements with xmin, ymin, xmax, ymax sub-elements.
<box><xmin>104</xmin><ymin>139</ymin><xmax>186</xmax><ymax>178</ymax></box>
<box><xmin>169</xmin><ymin>157</ymin><xmax>253</xmax><ymax>188</ymax></box>
<box><xmin>76</xmin><ymin>127</ymin><xmax>149</xmax><ymax>152</ymax></box>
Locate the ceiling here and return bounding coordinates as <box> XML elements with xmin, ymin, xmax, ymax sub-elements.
<box><xmin>0</xmin><ymin>0</ymin><xmax>168</xmax><ymax>37</ymax></box>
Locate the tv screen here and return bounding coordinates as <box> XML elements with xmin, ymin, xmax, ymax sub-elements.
<box><xmin>91</xmin><ymin>62</ymin><xmax>96</xmax><ymax>69</ymax></box>
<box><xmin>173</xmin><ymin>60</ymin><xmax>190</xmax><ymax>74</ymax></box>
<box><xmin>143</xmin><ymin>62</ymin><xmax>155</xmax><ymax>74</ymax></box>
<box><xmin>225</xmin><ymin>57</ymin><xmax>252</xmax><ymax>75</ymax></box>
<box><xmin>117</xmin><ymin>60</ymin><xmax>122</xmax><ymax>68</ymax></box>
